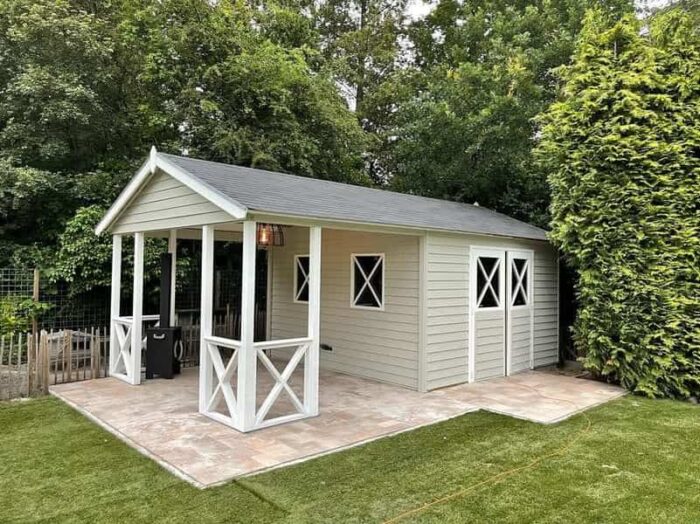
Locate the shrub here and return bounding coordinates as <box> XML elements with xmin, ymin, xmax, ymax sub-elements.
<box><xmin>536</xmin><ymin>9</ymin><xmax>700</xmax><ymax>398</ymax></box>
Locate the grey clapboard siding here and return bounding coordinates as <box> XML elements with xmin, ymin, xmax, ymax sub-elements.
<box><xmin>112</xmin><ymin>170</ymin><xmax>232</xmax><ymax>233</ymax></box>
<box><xmin>508</xmin><ymin>307</ymin><xmax>531</xmax><ymax>373</ymax></box>
<box><xmin>533</xmin><ymin>246</ymin><xmax>559</xmax><ymax>366</ymax></box>
<box><xmin>270</xmin><ymin>227</ymin><xmax>420</xmax><ymax>389</ymax></box>
<box><xmin>423</xmin><ymin>233</ymin><xmax>559</xmax><ymax>389</ymax></box>
<box><xmin>424</xmin><ymin>233</ymin><xmax>469</xmax><ymax>390</ymax></box>
<box><xmin>474</xmin><ymin>310</ymin><xmax>505</xmax><ymax>380</ymax></box>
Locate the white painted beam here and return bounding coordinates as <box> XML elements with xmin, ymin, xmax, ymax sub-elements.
<box><xmin>237</xmin><ymin>220</ymin><xmax>257</xmax><ymax>431</ymax></box>
<box><xmin>130</xmin><ymin>232</ymin><xmax>144</xmax><ymax>385</ymax></box>
<box><xmin>168</xmin><ymin>229</ymin><xmax>177</xmax><ymax>324</ymax></box>
<box><xmin>305</xmin><ymin>226</ymin><xmax>321</xmax><ymax>416</ymax></box>
<box><xmin>199</xmin><ymin>225</ymin><xmax>215</xmax><ymax>413</ymax></box>
<box><xmin>109</xmin><ymin>235</ymin><xmax>122</xmax><ymax>375</ymax></box>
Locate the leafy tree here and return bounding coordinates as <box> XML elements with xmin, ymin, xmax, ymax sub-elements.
<box><xmin>312</xmin><ymin>0</ymin><xmax>409</xmax><ymax>181</ymax></box>
<box><xmin>536</xmin><ymin>8</ymin><xmax>700</xmax><ymax>398</ymax></box>
<box><xmin>122</xmin><ymin>0</ymin><xmax>367</xmax><ymax>182</ymax></box>
<box><xmin>51</xmin><ymin>205</ymin><xmax>166</xmax><ymax>296</ymax></box>
<box><xmin>0</xmin><ymin>1</ymin><xmax>118</xmax><ymax>171</ymax></box>
<box><xmin>0</xmin><ymin>160</ymin><xmax>78</xmax><ymax>266</ymax></box>
<box><xmin>0</xmin><ymin>0</ymin><xmax>369</xmax><ymax>276</ymax></box>
<box><xmin>390</xmin><ymin>0</ymin><xmax>634</xmax><ymax>224</ymax></box>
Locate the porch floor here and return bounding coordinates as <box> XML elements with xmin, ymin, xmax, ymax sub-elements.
<box><xmin>50</xmin><ymin>367</ymin><xmax>624</xmax><ymax>488</ymax></box>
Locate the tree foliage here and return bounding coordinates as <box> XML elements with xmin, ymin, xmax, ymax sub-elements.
<box><xmin>389</xmin><ymin>0</ymin><xmax>634</xmax><ymax>224</ymax></box>
<box><xmin>0</xmin><ymin>0</ymin><xmax>369</xmax><ymax>270</ymax></box>
<box><xmin>51</xmin><ymin>205</ymin><xmax>167</xmax><ymax>296</ymax></box>
<box><xmin>537</xmin><ymin>8</ymin><xmax>700</xmax><ymax>398</ymax></box>
<box><xmin>313</xmin><ymin>0</ymin><xmax>409</xmax><ymax>181</ymax></box>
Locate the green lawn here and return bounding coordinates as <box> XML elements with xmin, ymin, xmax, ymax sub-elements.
<box><xmin>1</xmin><ymin>395</ymin><xmax>699</xmax><ymax>523</ymax></box>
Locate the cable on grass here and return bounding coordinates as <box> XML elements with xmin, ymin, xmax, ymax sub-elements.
<box><xmin>383</xmin><ymin>381</ymin><xmax>593</xmax><ymax>524</ymax></box>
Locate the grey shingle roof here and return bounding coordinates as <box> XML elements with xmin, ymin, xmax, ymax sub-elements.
<box><xmin>160</xmin><ymin>153</ymin><xmax>548</xmax><ymax>241</ymax></box>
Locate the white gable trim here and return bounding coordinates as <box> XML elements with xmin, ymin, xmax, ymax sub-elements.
<box><xmin>95</xmin><ymin>147</ymin><xmax>248</xmax><ymax>235</ymax></box>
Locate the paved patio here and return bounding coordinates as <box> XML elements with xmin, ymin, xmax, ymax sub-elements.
<box><xmin>51</xmin><ymin>367</ymin><xmax>624</xmax><ymax>488</ymax></box>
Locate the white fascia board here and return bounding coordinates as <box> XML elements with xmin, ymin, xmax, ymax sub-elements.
<box><xmin>94</xmin><ymin>151</ymin><xmax>248</xmax><ymax>235</ymax></box>
<box><xmin>95</xmin><ymin>159</ymin><xmax>152</xmax><ymax>235</ymax></box>
<box><xmin>248</xmin><ymin>211</ymin><xmax>550</xmax><ymax>244</ymax></box>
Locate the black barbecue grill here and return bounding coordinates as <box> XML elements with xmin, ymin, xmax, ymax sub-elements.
<box><xmin>145</xmin><ymin>253</ymin><xmax>182</xmax><ymax>379</ymax></box>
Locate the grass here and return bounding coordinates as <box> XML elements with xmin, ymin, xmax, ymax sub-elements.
<box><xmin>1</xmin><ymin>395</ymin><xmax>699</xmax><ymax>523</ymax></box>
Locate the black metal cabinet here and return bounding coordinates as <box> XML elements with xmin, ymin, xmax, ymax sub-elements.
<box><xmin>145</xmin><ymin>327</ymin><xmax>182</xmax><ymax>379</ymax></box>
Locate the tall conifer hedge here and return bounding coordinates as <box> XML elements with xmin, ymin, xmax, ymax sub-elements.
<box><xmin>537</xmin><ymin>9</ymin><xmax>700</xmax><ymax>398</ymax></box>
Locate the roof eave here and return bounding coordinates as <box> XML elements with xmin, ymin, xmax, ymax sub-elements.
<box><xmin>248</xmin><ymin>210</ymin><xmax>549</xmax><ymax>243</ymax></box>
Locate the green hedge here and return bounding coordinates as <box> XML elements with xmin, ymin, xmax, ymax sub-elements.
<box><xmin>537</xmin><ymin>9</ymin><xmax>700</xmax><ymax>398</ymax></box>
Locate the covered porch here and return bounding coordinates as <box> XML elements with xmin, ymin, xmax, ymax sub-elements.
<box><xmin>51</xmin><ymin>367</ymin><xmax>625</xmax><ymax>487</ymax></box>
<box><xmin>107</xmin><ymin>219</ymin><xmax>324</xmax><ymax>433</ymax></box>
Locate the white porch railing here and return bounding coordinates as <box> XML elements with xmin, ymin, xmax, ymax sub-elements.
<box><xmin>202</xmin><ymin>335</ymin><xmax>241</xmax><ymax>428</ymax></box>
<box><xmin>198</xmin><ymin>221</ymin><xmax>321</xmax><ymax>433</ymax></box>
<box><xmin>201</xmin><ymin>335</ymin><xmax>314</xmax><ymax>432</ymax></box>
<box><xmin>254</xmin><ymin>337</ymin><xmax>312</xmax><ymax>429</ymax></box>
<box><xmin>111</xmin><ymin>314</ymin><xmax>159</xmax><ymax>384</ymax></box>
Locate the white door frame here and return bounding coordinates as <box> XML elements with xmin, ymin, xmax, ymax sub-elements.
<box><xmin>505</xmin><ymin>249</ymin><xmax>535</xmax><ymax>375</ymax></box>
<box><xmin>468</xmin><ymin>247</ymin><xmax>506</xmax><ymax>382</ymax></box>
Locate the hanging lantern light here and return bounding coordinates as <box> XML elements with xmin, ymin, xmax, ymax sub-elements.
<box><xmin>256</xmin><ymin>223</ymin><xmax>285</xmax><ymax>247</ymax></box>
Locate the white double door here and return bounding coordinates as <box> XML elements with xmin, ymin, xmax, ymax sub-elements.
<box><xmin>469</xmin><ymin>248</ymin><xmax>534</xmax><ymax>382</ymax></box>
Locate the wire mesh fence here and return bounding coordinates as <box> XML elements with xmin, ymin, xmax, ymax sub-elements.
<box><xmin>0</xmin><ymin>268</ymin><xmax>35</xmax><ymax>298</ymax></box>
<box><xmin>1</xmin><ymin>267</ymin><xmax>111</xmax><ymax>331</ymax></box>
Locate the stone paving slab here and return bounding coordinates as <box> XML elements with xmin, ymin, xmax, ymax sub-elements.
<box><xmin>51</xmin><ymin>368</ymin><xmax>624</xmax><ymax>487</ymax></box>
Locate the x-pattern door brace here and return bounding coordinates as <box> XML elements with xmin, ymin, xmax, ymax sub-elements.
<box><xmin>511</xmin><ymin>259</ymin><xmax>529</xmax><ymax>306</ymax></box>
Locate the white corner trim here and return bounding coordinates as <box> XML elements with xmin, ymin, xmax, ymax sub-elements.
<box><xmin>94</xmin><ymin>148</ymin><xmax>248</xmax><ymax>235</ymax></box>
<box><xmin>417</xmin><ymin>234</ymin><xmax>428</xmax><ymax>392</ymax></box>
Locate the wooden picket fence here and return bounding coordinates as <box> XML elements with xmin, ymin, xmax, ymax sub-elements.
<box><xmin>0</xmin><ymin>328</ymin><xmax>109</xmax><ymax>400</ymax></box>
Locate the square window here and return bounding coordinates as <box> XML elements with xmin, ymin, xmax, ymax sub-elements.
<box><xmin>351</xmin><ymin>254</ymin><xmax>384</xmax><ymax>309</ymax></box>
<box><xmin>294</xmin><ymin>255</ymin><xmax>309</xmax><ymax>303</ymax></box>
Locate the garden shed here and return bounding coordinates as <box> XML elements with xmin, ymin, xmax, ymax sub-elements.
<box><xmin>95</xmin><ymin>147</ymin><xmax>559</xmax><ymax>433</ymax></box>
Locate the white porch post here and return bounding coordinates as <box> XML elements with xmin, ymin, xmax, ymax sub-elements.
<box><xmin>130</xmin><ymin>232</ymin><xmax>144</xmax><ymax>385</ymax></box>
<box><xmin>237</xmin><ymin>220</ymin><xmax>257</xmax><ymax>431</ymax></box>
<box><xmin>109</xmin><ymin>234</ymin><xmax>122</xmax><ymax>376</ymax></box>
<box><xmin>168</xmin><ymin>229</ymin><xmax>177</xmax><ymax>324</ymax></box>
<box><xmin>305</xmin><ymin>226</ymin><xmax>322</xmax><ymax>416</ymax></box>
<box><xmin>198</xmin><ymin>225</ymin><xmax>215</xmax><ymax>413</ymax></box>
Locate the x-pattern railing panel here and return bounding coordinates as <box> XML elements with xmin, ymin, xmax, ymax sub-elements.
<box><xmin>112</xmin><ymin>315</ymin><xmax>160</xmax><ymax>380</ymax></box>
<box><xmin>295</xmin><ymin>257</ymin><xmax>309</xmax><ymax>302</ymax></box>
<box><xmin>255</xmin><ymin>343</ymin><xmax>308</xmax><ymax>425</ymax></box>
<box><xmin>113</xmin><ymin>320</ymin><xmax>132</xmax><ymax>376</ymax></box>
<box><xmin>206</xmin><ymin>341</ymin><xmax>239</xmax><ymax>418</ymax></box>
<box><xmin>205</xmin><ymin>336</ymin><xmax>240</xmax><ymax>422</ymax></box>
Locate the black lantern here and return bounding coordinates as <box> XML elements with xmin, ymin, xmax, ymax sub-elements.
<box><xmin>256</xmin><ymin>223</ymin><xmax>285</xmax><ymax>247</ymax></box>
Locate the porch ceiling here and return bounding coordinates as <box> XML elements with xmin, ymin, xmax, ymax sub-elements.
<box><xmin>50</xmin><ymin>368</ymin><xmax>624</xmax><ymax>488</ymax></box>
